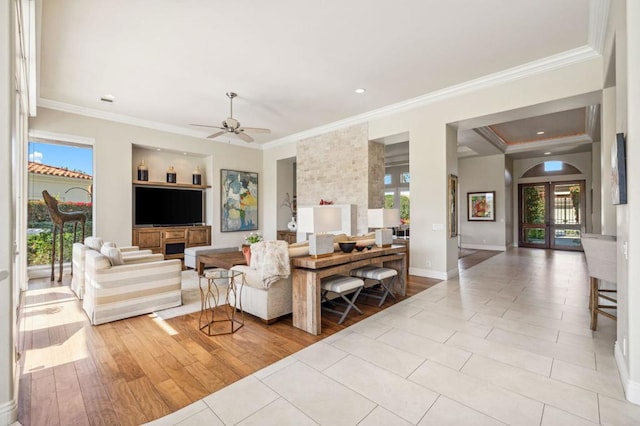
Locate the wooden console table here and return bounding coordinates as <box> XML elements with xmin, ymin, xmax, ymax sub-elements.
<box><xmin>197</xmin><ymin>251</ymin><xmax>246</xmax><ymax>275</ymax></box>
<box><xmin>291</xmin><ymin>245</ymin><xmax>407</xmax><ymax>335</ymax></box>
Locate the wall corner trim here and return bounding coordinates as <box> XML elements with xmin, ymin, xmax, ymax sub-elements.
<box><xmin>615</xmin><ymin>340</ymin><xmax>640</xmax><ymax>405</ymax></box>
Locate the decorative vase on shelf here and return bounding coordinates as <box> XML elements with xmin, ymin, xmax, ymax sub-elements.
<box><xmin>166</xmin><ymin>166</ymin><xmax>177</xmax><ymax>183</ymax></box>
<box><xmin>192</xmin><ymin>165</ymin><xmax>202</xmax><ymax>185</ymax></box>
<box><xmin>137</xmin><ymin>160</ymin><xmax>148</xmax><ymax>181</ymax></box>
<box><xmin>287</xmin><ymin>217</ymin><xmax>297</xmax><ymax>231</ymax></box>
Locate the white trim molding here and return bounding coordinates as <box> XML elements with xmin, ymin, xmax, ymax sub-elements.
<box><xmin>410</xmin><ymin>267</ymin><xmax>448</xmax><ymax>280</ymax></box>
<box><xmin>615</xmin><ymin>340</ymin><xmax>640</xmax><ymax>405</ymax></box>
<box><xmin>588</xmin><ymin>0</ymin><xmax>611</xmax><ymax>54</ymax></box>
<box><xmin>264</xmin><ymin>46</ymin><xmax>600</xmax><ymax>149</ymax></box>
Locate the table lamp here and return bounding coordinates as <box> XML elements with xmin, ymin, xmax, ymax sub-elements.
<box><xmin>368</xmin><ymin>208</ymin><xmax>400</xmax><ymax>248</ymax></box>
<box><xmin>297</xmin><ymin>206</ymin><xmax>342</xmax><ymax>258</ymax></box>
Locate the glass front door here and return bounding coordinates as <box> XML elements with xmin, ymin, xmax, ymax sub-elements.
<box><xmin>518</xmin><ymin>181</ymin><xmax>585</xmax><ymax>251</ymax></box>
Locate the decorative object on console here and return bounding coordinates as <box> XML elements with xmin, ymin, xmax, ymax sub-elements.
<box><xmin>221</xmin><ymin>169</ymin><xmax>259</xmax><ymax>232</ymax></box>
<box><xmin>192</xmin><ymin>165</ymin><xmax>202</xmax><ymax>185</ymax></box>
<box><xmin>281</xmin><ymin>192</ymin><xmax>297</xmax><ymax>231</ymax></box>
<box><xmin>244</xmin><ymin>232</ymin><xmax>263</xmax><ymax>245</ymax></box>
<box><xmin>166</xmin><ymin>166</ymin><xmax>177</xmax><ymax>183</ymax></box>
<box><xmin>338</xmin><ymin>241</ymin><xmax>356</xmax><ymax>253</ymax></box>
<box><xmin>297</xmin><ymin>206</ymin><xmax>342</xmax><ymax>258</ymax></box>
<box><xmin>319</xmin><ymin>199</ymin><xmax>333</xmax><ymax>205</ymax></box>
<box><xmin>137</xmin><ymin>160</ymin><xmax>149</xmax><ymax>181</ymax></box>
<box><xmin>368</xmin><ymin>208</ymin><xmax>400</xmax><ymax>248</ymax></box>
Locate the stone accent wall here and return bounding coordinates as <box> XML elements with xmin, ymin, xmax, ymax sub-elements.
<box><xmin>297</xmin><ymin>123</ymin><xmax>384</xmax><ymax>235</ymax></box>
<box><xmin>368</xmin><ymin>141</ymin><xmax>385</xmax><ymax>209</ymax></box>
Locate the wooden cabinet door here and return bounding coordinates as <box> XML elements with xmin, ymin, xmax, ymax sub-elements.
<box><xmin>187</xmin><ymin>226</ymin><xmax>210</xmax><ymax>246</ymax></box>
<box><xmin>134</xmin><ymin>229</ymin><xmax>162</xmax><ymax>252</ymax></box>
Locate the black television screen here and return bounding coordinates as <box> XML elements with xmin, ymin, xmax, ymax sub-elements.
<box><xmin>134</xmin><ymin>186</ymin><xmax>204</xmax><ymax>226</ymax></box>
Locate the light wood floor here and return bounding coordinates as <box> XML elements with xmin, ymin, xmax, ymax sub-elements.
<box><xmin>18</xmin><ymin>269</ymin><xmax>446</xmax><ymax>425</ymax></box>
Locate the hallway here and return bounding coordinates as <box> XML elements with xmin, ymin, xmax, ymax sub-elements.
<box><xmin>149</xmin><ymin>248</ymin><xmax>639</xmax><ymax>425</ymax></box>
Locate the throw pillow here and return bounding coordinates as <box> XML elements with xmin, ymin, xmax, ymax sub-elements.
<box><xmin>104</xmin><ymin>247</ymin><xmax>124</xmax><ymax>266</ymax></box>
<box><xmin>102</xmin><ymin>241</ymin><xmax>117</xmax><ymax>248</ymax></box>
<box><xmin>84</xmin><ymin>236</ymin><xmax>103</xmax><ymax>251</ymax></box>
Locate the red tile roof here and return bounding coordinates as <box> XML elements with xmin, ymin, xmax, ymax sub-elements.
<box><xmin>28</xmin><ymin>162</ymin><xmax>92</xmax><ymax>180</ymax></box>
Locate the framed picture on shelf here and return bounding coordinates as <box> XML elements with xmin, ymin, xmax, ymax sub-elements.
<box><xmin>221</xmin><ymin>169</ymin><xmax>258</xmax><ymax>232</ymax></box>
<box><xmin>448</xmin><ymin>174</ymin><xmax>458</xmax><ymax>237</ymax></box>
<box><xmin>467</xmin><ymin>191</ymin><xmax>495</xmax><ymax>221</ymax></box>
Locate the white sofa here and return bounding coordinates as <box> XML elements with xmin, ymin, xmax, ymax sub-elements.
<box><xmin>83</xmin><ymin>250</ymin><xmax>182</xmax><ymax>325</ymax></box>
<box><xmin>72</xmin><ymin>237</ymin><xmax>163</xmax><ymax>299</ymax></box>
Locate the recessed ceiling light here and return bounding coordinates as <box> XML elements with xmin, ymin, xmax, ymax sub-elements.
<box><xmin>183</xmin><ymin>152</ymin><xmax>188</xmax><ymax>155</ymax></box>
<box><xmin>544</xmin><ymin>151</ymin><xmax>551</xmax><ymax>155</ymax></box>
<box><xmin>536</xmin><ymin>131</ymin><xmax>545</xmax><ymax>135</ymax></box>
<box><xmin>100</xmin><ymin>94</ymin><xmax>115</xmax><ymax>103</ymax></box>
<box><xmin>355</xmin><ymin>88</ymin><xmax>366</xmax><ymax>94</ymax></box>
<box><xmin>156</xmin><ymin>148</ymin><xmax>161</xmax><ymax>151</ymax></box>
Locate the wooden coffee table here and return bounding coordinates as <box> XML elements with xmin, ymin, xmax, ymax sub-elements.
<box><xmin>197</xmin><ymin>251</ymin><xmax>246</xmax><ymax>275</ymax></box>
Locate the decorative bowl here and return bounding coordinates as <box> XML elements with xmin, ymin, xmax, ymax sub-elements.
<box><xmin>355</xmin><ymin>245</ymin><xmax>366</xmax><ymax>252</ymax></box>
<box><xmin>338</xmin><ymin>241</ymin><xmax>357</xmax><ymax>253</ymax></box>
<box><xmin>366</xmin><ymin>244</ymin><xmax>373</xmax><ymax>250</ymax></box>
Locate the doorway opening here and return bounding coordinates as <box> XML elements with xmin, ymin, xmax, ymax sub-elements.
<box><xmin>518</xmin><ymin>180</ymin><xmax>585</xmax><ymax>251</ymax></box>
<box><xmin>27</xmin><ymin>140</ymin><xmax>93</xmax><ymax>272</ymax></box>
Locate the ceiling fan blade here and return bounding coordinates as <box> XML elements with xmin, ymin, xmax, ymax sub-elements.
<box><xmin>235</xmin><ymin>131</ymin><xmax>254</xmax><ymax>143</ymax></box>
<box><xmin>241</xmin><ymin>127</ymin><xmax>271</xmax><ymax>134</ymax></box>
<box><xmin>206</xmin><ymin>130</ymin><xmax>227</xmax><ymax>139</ymax></box>
<box><xmin>191</xmin><ymin>123</ymin><xmax>225</xmax><ymax>129</ymax></box>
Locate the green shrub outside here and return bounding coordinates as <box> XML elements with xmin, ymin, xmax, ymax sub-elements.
<box><xmin>28</xmin><ymin>200</ymin><xmax>92</xmax><ymax>266</ymax></box>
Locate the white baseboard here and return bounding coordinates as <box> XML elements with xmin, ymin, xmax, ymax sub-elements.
<box><xmin>410</xmin><ymin>267</ymin><xmax>448</xmax><ymax>280</ymax></box>
<box><xmin>615</xmin><ymin>340</ymin><xmax>640</xmax><ymax>405</ymax></box>
<box><xmin>446</xmin><ymin>267</ymin><xmax>459</xmax><ymax>280</ymax></box>
<box><xmin>460</xmin><ymin>243</ymin><xmax>506</xmax><ymax>251</ymax></box>
<box><xmin>0</xmin><ymin>367</ymin><xmax>19</xmax><ymax>425</ymax></box>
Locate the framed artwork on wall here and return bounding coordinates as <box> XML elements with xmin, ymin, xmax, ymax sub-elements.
<box><xmin>467</xmin><ymin>191</ymin><xmax>495</xmax><ymax>221</ymax></box>
<box><xmin>448</xmin><ymin>174</ymin><xmax>458</xmax><ymax>238</ymax></box>
<box><xmin>221</xmin><ymin>169</ymin><xmax>258</xmax><ymax>232</ymax></box>
<box><xmin>611</xmin><ymin>132</ymin><xmax>627</xmax><ymax>205</ymax></box>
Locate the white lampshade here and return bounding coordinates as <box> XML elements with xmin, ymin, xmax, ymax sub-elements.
<box><xmin>368</xmin><ymin>208</ymin><xmax>401</xmax><ymax>228</ymax></box>
<box><xmin>297</xmin><ymin>206</ymin><xmax>342</xmax><ymax>233</ymax></box>
<box><xmin>297</xmin><ymin>206</ymin><xmax>342</xmax><ymax>257</ymax></box>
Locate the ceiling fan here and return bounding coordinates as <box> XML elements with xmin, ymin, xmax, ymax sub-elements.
<box><xmin>191</xmin><ymin>92</ymin><xmax>270</xmax><ymax>143</ymax></box>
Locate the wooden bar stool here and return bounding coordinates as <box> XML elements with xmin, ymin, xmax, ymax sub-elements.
<box><xmin>42</xmin><ymin>190</ymin><xmax>87</xmax><ymax>282</ymax></box>
<box><xmin>321</xmin><ymin>275</ymin><xmax>364</xmax><ymax>324</ymax></box>
<box><xmin>581</xmin><ymin>233</ymin><xmax>617</xmax><ymax>330</ymax></box>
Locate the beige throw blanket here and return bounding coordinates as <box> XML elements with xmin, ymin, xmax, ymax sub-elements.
<box><xmin>250</xmin><ymin>240</ymin><xmax>290</xmax><ymax>288</ymax></box>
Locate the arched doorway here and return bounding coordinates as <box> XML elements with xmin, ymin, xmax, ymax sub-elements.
<box><xmin>518</xmin><ymin>161</ymin><xmax>586</xmax><ymax>251</ymax></box>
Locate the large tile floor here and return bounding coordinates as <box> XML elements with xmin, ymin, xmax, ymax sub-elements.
<box><xmin>148</xmin><ymin>248</ymin><xmax>640</xmax><ymax>426</ymax></box>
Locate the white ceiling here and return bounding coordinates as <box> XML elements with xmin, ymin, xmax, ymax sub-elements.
<box><xmin>37</xmin><ymin>0</ymin><xmax>599</xmax><ymax>152</ymax></box>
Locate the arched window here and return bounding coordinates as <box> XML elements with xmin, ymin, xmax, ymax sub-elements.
<box><xmin>522</xmin><ymin>161</ymin><xmax>582</xmax><ymax>178</ymax></box>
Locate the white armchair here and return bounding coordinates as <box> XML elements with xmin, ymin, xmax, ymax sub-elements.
<box><xmin>83</xmin><ymin>250</ymin><xmax>182</xmax><ymax>325</ymax></box>
<box><xmin>72</xmin><ymin>239</ymin><xmax>163</xmax><ymax>299</ymax></box>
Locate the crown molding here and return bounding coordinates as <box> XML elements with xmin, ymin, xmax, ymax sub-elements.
<box><xmin>474</xmin><ymin>127</ymin><xmax>508</xmax><ymax>152</ymax></box>
<box><xmin>263</xmin><ymin>45</ymin><xmax>600</xmax><ymax>150</ymax></box>
<box><xmin>505</xmin><ymin>134</ymin><xmax>592</xmax><ymax>154</ymax></box>
<box><xmin>588</xmin><ymin>0</ymin><xmax>611</xmax><ymax>54</ymax></box>
<box><xmin>36</xmin><ymin>98</ymin><xmax>263</xmax><ymax>151</ymax></box>
<box><xmin>586</xmin><ymin>103</ymin><xmax>600</xmax><ymax>141</ymax></box>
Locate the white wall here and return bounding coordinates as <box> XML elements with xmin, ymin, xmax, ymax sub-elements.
<box><xmin>29</xmin><ymin>108</ymin><xmax>263</xmax><ymax>249</ymax></box>
<box><xmin>459</xmin><ymin>154</ymin><xmax>507</xmax><ymax>251</ymax></box>
<box><xmin>28</xmin><ymin>175</ymin><xmax>93</xmax><ymax>202</ymax></box>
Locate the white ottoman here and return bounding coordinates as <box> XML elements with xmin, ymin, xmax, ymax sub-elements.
<box><xmin>184</xmin><ymin>246</ymin><xmax>237</xmax><ymax>269</ymax></box>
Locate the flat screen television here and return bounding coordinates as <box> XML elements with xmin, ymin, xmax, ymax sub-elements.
<box><xmin>134</xmin><ymin>186</ymin><xmax>205</xmax><ymax>226</ymax></box>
